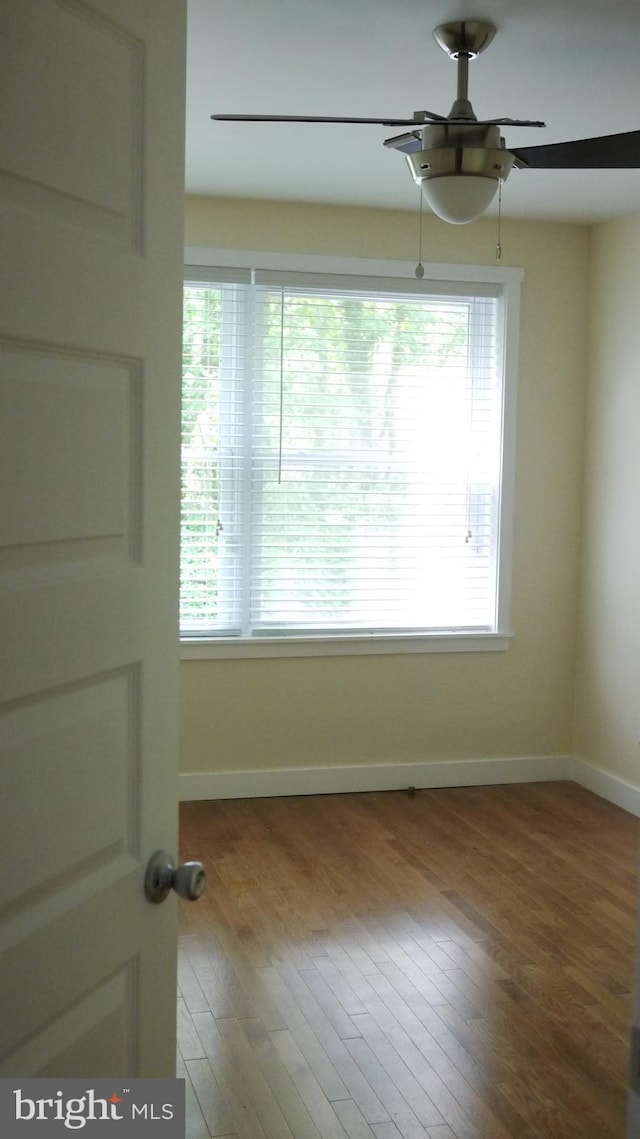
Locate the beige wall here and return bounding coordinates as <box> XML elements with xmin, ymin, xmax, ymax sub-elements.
<box><xmin>181</xmin><ymin>196</ymin><xmax>590</xmax><ymax>776</ymax></box>
<box><xmin>573</xmin><ymin>212</ymin><xmax>640</xmax><ymax>785</ymax></box>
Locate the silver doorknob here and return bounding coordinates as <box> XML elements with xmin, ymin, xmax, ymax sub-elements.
<box><xmin>144</xmin><ymin>850</ymin><xmax>206</xmax><ymax>904</ymax></box>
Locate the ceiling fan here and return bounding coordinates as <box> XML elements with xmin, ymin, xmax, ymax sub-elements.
<box><xmin>212</xmin><ymin>19</ymin><xmax>640</xmax><ymax>225</ymax></box>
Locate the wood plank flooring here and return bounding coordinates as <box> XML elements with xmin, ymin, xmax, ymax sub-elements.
<box><xmin>178</xmin><ymin>782</ymin><xmax>638</xmax><ymax>1139</ymax></box>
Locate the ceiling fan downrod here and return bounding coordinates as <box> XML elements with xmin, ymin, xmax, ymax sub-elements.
<box><xmin>433</xmin><ymin>20</ymin><xmax>496</xmax><ymax>121</ymax></box>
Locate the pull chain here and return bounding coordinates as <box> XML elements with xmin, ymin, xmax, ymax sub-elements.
<box><xmin>415</xmin><ymin>189</ymin><xmax>425</xmax><ymax>279</ymax></box>
<box><xmin>495</xmin><ymin>178</ymin><xmax>503</xmax><ymax>262</ymax></box>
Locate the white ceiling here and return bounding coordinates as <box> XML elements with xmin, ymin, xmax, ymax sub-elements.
<box><xmin>186</xmin><ymin>0</ymin><xmax>640</xmax><ymax>223</ymax></box>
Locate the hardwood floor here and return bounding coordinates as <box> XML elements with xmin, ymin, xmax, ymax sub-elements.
<box><xmin>178</xmin><ymin>782</ymin><xmax>638</xmax><ymax>1139</ymax></box>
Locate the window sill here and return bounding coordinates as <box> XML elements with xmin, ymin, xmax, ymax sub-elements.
<box><xmin>180</xmin><ymin>631</ymin><xmax>513</xmax><ymax>660</ymax></box>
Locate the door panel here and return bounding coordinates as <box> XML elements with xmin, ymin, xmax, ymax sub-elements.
<box><xmin>2</xmin><ymin>344</ymin><xmax>139</xmax><ymax>559</ymax></box>
<box><xmin>1</xmin><ymin>0</ymin><xmax>144</xmax><ymax>247</ymax></box>
<box><xmin>0</xmin><ymin>0</ymin><xmax>186</xmax><ymax>1076</ymax></box>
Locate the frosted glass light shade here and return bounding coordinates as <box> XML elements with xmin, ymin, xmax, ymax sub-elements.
<box><xmin>421</xmin><ymin>175</ymin><xmax>499</xmax><ymax>224</ymax></box>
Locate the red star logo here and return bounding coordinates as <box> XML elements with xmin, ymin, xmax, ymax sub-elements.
<box><xmin>108</xmin><ymin>1094</ymin><xmax>123</xmax><ymax>1104</ymax></box>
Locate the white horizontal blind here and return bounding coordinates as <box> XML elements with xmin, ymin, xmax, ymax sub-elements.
<box><xmin>181</xmin><ymin>278</ymin><xmax>246</xmax><ymax>633</ymax></box>
<box><xmin>181</xmin><ymin>270</ymin><xmax>505</xmax><ymax>639</ymax></box>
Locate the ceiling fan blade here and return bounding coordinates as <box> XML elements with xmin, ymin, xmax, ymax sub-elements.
<box><xmin>475</xmin><ymin>118</ymin><xmax>545</xmax><ymax>127</ymax></box>
<box><xmin>212</xmin><ymin>113</ymin><xmax>544</xmax><ymax>128</ymax></box>
<box><xmin>211</xmin><ymin>112</ymin><xmax>449</xmax><ymax>125</ymax></box>
<box><xmin>511</xmin><ymin>129</ymin><xmax>640</xmax><ymax>168</ymax></box>
<box><xmin>384</xmin><ymin>118</ymin><xmax>546</xmax><ymax>154</ymax></box>
<box><xmin>384</xmin><ymin>132</ymin><xmax>422</xmax><ymax>154</ymax></box>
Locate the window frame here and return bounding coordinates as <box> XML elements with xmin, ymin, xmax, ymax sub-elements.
<box><xmin>181</xmin><ymin>248</ymin><xmax>522</xmax><ymax>660</ymax></box>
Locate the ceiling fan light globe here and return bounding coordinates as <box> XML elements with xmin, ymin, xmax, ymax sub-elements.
<box><xmin>420</xmin><ymin>174</ymin><xmax>499</xmax><ymax>224</ymax></box>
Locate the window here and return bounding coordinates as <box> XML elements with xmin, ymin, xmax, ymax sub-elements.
<box><xmin>181</xmin><ymin>258</ymin><xmax>521</xmax><ymax>655</ymax></box>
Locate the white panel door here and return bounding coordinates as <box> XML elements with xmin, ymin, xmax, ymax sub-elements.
<box><xmin>0</xmin><ymin>0</ymin><xmax>186</xmax><ymax>1076</ymax></box>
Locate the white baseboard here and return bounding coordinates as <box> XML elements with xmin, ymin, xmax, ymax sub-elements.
<box><xmin>180</xmin><ymin>754</ymin><xmax>640</xmax><ymax>815</ymax></box>
<box><xmin>571</xmin><ymin>756</ymin><xmax>640</xmax><ymax>817</ymax></box>
<box><xmin>180</xmin><ymin>754</ymin><xmax>572</xmax><ymax>802</ymax></box>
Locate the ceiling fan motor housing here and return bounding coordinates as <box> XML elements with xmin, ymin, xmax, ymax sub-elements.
<box><xmin>407</xmin><ymin>122</ymin><xmax>516</xmax><ymax>185</ymax></box>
